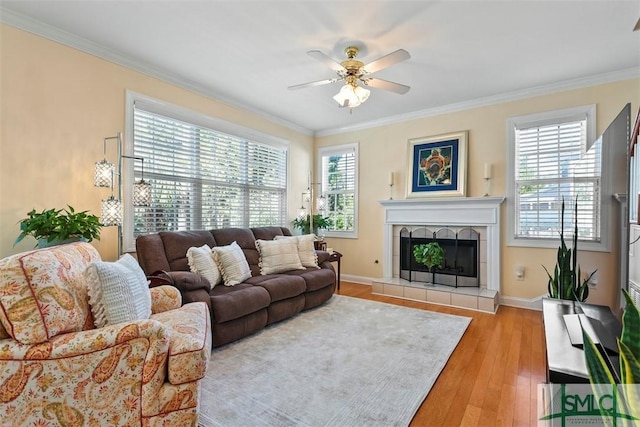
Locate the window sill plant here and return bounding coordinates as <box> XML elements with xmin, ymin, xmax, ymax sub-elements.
<box><xmin>15</xmin><ymin>206</ymin><xmax>102</xmax><ymax>248</ymax></box>
<box><xmin>291</xmin><ymin>214</ymin><xmax>333</xmax><ymax>236</ymax></box>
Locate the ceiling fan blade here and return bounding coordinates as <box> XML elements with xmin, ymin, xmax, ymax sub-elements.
<box><xmin>288</xmin><ymin>77</ymin><xmax>341</xmax><ymax>90</ymax></box>
<box><xmin>365</xmin><ymin>78</ymin><xmax>410</xmax><ymax>94</ymax></box>
<box><xmin>362</xmin><ymin>49</ymin><xmax>411</xmax><ymax>74</ymax></box>
<box><xmin>307</xmin><ymin>50</ymin><xmax>345</xmax><ymax>73</ymax></box>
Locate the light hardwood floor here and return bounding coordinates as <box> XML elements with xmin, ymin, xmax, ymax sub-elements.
<box><xmin>336</xmin><ymin>282</ymin><xmax>546</xmax><ymax>427</ymax></box>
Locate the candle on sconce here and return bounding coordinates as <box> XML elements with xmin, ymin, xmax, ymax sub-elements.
<box><xmin>483</xmin><ymin>163</ymin><xmax>491</xmax><ymax>179</ymax></box>
<box><xmin>389</xmin><ymin>171</ymin><xmax>394</xmax><ymax>186</ymax></box>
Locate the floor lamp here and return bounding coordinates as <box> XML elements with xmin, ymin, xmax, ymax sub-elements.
<box><xmin>94</xmin><ymin>132</ymin><xmax>151</xmax><ymax>255</ymax></box>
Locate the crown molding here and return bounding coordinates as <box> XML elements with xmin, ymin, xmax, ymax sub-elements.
<box><xmin>3</xmin><ymin>7</ymin><xmax>637</xmax><ymax>139</ymax></box>
<box><xmin>0</xmin><ymin>7</ymin><xmax>314</xmax><ymax>137</ymax></box>
<box><xmin>315</xmin><ymin>67</ymin><xmax>640</xmax><ymax>137</ymax></box>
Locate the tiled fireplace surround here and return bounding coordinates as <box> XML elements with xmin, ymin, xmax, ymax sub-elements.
<box><xmin>374</xmin><ymin>197</ymin><xmax>505</xmax><ymax>313</ymax></box>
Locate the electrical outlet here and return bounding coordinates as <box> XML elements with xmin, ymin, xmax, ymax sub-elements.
<box><xmin>515</xmin><ymin>265</ymin><xmax>525</xmax><ymax>281</ymax></box>
<box><xmin>587</xmin><ymin>271</ymin><xmax>598</xmax><ymax>287</ymax></box>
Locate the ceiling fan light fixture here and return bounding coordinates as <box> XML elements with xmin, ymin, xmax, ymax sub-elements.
<box><xmin>333</xmin><ymin>83</ymin><xmax>370</xmax><ymax>108</ymax></box>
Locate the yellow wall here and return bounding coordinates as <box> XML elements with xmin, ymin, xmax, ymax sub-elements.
<box><xmin>0</xmin><ymin>24</ymin><xmax>313</xmax><ymax>261</ymax></box>
<box><xmin>317</xmin><ymin>79</ymin><xmax>640</xmax><ymax>308</ymax></box>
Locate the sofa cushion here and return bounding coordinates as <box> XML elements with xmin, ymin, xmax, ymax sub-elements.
<box><xmin>283</xmin><ymin>268</ymin><xmax>337</xmax><ymax>292</ymax></box>
<box><xmin>245</xmin><ymin>274</ymin><xmax>306</xmax><ymax>302</ymax></box>
<box><xmin>212</xmin><ymin>241</ymin><xmax>252</xmax><ymax>286</ymax></box>
<box><xmin>255</xmin><ymin>239</ymin><xmax>305</xmax><ymax>275</ymax></box>
<box><xmin>275</xmin><ymin>234</ymin><xmax>319</xmax><ymax>268</ymax></box>
<box><xmin>84</xmin><ymin>254</ymin><xmax>152</xmax><ymax>328</ymax></box>
<box><xmin>159</xmin><ymin>230</ymin><xmax>217</xmax><ymax>272</ymax></box>
<box><xmin>212</xmin><ymin>228</ymin><xmax>260</xmax><ymax>276</ymax></box>
<box><xmin>187</xmin><ymin>244</ymin><xmax>222</xmax><ymax>287</ymax></box>
<box><xmin>0</xmin><ymin>242</ymin><xmax>101</xmax><ymax>344</ymax></box>
<box><xmin>209</xmin><ymin>283</ymin><xmax>271</xmax><ymax>323</ymax></box>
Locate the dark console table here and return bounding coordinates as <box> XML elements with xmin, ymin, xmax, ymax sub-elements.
<box><xmin>542</xmin><ymin>298</ymin><xmax>621</xmax><ymax>383</ymax></box>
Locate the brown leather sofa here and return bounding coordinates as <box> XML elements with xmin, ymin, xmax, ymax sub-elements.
<box><xmin>135</xmin><ymin>227</ymin><xmax>336</xmax><ymax>347</ymax></box>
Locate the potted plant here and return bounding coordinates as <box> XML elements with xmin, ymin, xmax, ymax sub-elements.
<box><xmin>543</xmin><ymin>197</ymin><xmax>595</xmax><ymax>302</ymax></box>
<box><xmin>413</xmin><ymin>241</ymin><xmax>445</xmax><ymax>283</ymax></box>
<box><xmin>14</xmin><ymin>206</ymin><xmax>102</xmax><ymax>248</ymax></box>
<box><xmin>581</xmin><ymin>289</ymin><xmax>639</xmax><ymax>423</ymax></box>
<box><xmin>291</xmin><ymin>214</ymin><xmax>333</xmax><ymax>235</ymax></box>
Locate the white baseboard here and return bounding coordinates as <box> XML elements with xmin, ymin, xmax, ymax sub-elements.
<box><xmin>340</xmin><ymin>274</ymin><xmax>373</xmax><ymax>286</ymax></box>
<box><xmin>499</xmin><ymin>295</ymin><xmax>543</xmax><ymax>311</ymax></box>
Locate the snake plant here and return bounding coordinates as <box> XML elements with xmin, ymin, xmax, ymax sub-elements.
<box><xmin>543</xmin><ymin>197</ymin><xmax>595</xmax><ymax>301</ymax></box>
<box><xmin>582</xmin><ymin>290</ymin><xmax>640</xmax><ymax>426</ymax></box>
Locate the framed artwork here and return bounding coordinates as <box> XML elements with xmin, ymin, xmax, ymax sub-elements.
<box><xmin>407</xmin><ymin>131</ymin><xmax>468</xmax><ymax>198</ymax></box>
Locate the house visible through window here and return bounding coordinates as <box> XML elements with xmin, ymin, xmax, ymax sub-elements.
<box><xmin>125</xmin><ymin>93</ymin><xmax>288</xmax><ymax>250</ymax></box>
<box><xmin>318</xmin><ymin>143</ymin><xmax>358</xmax><ymax>238</ymax></box>
<box><xmin>507</xmin><ymin>105</ymin><xmax>606</xmax><ymax>250</ymax></box>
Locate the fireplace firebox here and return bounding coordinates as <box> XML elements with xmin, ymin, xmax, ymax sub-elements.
<box><xmin>400</xmin><ymin>227</ymin><xmax>480</xmax><ymax>287</ymax></box>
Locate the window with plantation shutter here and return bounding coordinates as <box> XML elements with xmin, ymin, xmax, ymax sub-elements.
<box><xmin>318</xmin><ymin>143</ymin><xmax>358</xmax><ymax>238</ymax></box>
<box><xmin>123</xmin><ymin>93</ymin><xmax>288</xmax><ymax>250</ymax></box>
<box><xmin>506</xmin><ymin>105</ymin><xmax>609</xmax><ymax>251</ymax></box>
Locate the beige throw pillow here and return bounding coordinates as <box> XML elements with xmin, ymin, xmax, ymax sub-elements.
<box><xmin>256</xmin><ymin>238</ymin><xmax>305</xmax><ymax>275</ymax></box>
<box><xmin>211</xmin><ymin>241</ymin><xmax>252</xmax><ymax>286</ymax></box>
<box><xmin>187</xmin><ymin>244</ymin><xmax>222</xmax><ymax>287</ymax></box>
<box><xmin>84</xmin><ymin>254</ymin><xmax>152</xmax><ymax>328</ymax></box>
<box><xmin>275</xmin><ymin>234</ymin><xmax>319</xmax><ymax>268</ymax></box>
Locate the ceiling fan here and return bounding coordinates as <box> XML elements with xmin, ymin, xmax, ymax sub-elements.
<box><xmin>288</xmin><ymin>46</ymin><xmax>411</xmax><ymax>108</ymax></box>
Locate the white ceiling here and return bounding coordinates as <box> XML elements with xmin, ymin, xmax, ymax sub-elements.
<box><xmin>2</xmin><ymin>1</ymin><xmax>639</xmax><ymax>135</ymax></box>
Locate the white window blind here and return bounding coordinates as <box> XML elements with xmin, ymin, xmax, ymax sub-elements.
<box><xmin>319</xmin><ymin>143</ymin><xmax>358</xmax><ymax>237</ymax></box>
<box><xmin>132</xmin><ymin>107</ymin><xmax>287</xmax><ymax>235</ymax></box>
<box><xmin>514</xmin><ymin>115</ymin><xmax>601</xmax><ymax>242</ymax></box>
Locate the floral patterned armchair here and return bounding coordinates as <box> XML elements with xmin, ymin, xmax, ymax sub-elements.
<box><xmin>0</xmin><ymin>242</ymin><xmax>211</xmax><ymax>426</ymax></box>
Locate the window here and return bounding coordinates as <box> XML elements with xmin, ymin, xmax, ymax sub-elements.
<box><xmin>506</xmin><ymin>105</ymin><xmax>608</xmax><ymax>251</ymax></box>
<box><xmin>123</xmin><ymin>92</ymin><xmax>288</xmax><ymax>251</ymax></box>
<box><xmin>318</xmin><ymin>143</ymin><xmax>358</xmax><ymax>238</ymax></box>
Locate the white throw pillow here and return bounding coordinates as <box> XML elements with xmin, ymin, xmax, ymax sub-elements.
<box><xmin>84</xmin><ymin>254</ymin><xmax>152</xmax><ymax>328</ymax></box>
<box><xmin>187</xmin><ymin>244</ymin><xmax>222</xmax><ymax>287</ymax></box>
<box><xmin>255</xmin><ymin>239</ymin><xmax>305</xmax><ymax>275</ymax></box>
<box><xmin>211</xmin><ymin>241</ymin><xmax>252</xmax><ymax>286</ymax></box>
<box><xmin>275</xmin><ymin>234</ymin><xmax>319</xmax><ymax>268</ymax></box>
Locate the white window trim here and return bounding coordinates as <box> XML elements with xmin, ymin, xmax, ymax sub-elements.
<box><xmin>506</xmin><ymin>104</ymin><xmax>611</xmax><ymax>252</ymax></box>
<box><xmin>317</xmin><ymin>142</ymin><xmax>359</xmax><ymax>239</ymax></box>
<box><xmin>123</xmin><ymin>90</ymin><xmax>290</xmax><ymax>252</ymax></box>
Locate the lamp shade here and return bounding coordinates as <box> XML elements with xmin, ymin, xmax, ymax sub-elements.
<box><xmin>133</xmin><ymin>179</ymin><xmax>152</xmax><ymax>206</ymax></box>
<box><xmin>100</xmin><ymin>195</ymin><xmax>123</xmax><ymax>226</ymax></box>
<box><xmin>333</xmin><ymin>84</ymin><xmax>370</xmax><ymax>108</ymax></box>
<box><xmin>298</xmin><ymin>206</ymin><xmax>307</xmax><ymax>219</ymax></box>
<box><xmin>94</xmin><ymin>159</ymin><xmax>115</xmax><ymax>188</ymax></box>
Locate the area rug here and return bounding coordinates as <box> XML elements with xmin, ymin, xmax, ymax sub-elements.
<box><xmin>198</xmin><ymin>295</ymin><xmax>471</xmax><ymax>427</ymax></box>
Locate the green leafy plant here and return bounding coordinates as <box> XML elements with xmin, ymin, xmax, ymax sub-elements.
<box><xmin>543</xmin><ymin>197</ymin><xmax>595</xmax><ymax>301</ymax></box>
<box><xmin>15</xmin><ymin>206</ymin><xmax>102</xmax><ymax>247</ymax></box>
<box><xmin>582</xmin><ymin>289</ymin><xmax>640</xmax><ymax>425</ymax></box>
<box><xmin>413</xmin><ymin>242</ymin><xmax>446</xmax><ymax>271</ymax></box>
<box><xmin>291</xmin><ymin>214</ymin><xmax>333</xmax><ymax>235</ymax></box>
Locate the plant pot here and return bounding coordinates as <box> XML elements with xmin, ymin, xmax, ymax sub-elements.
<box><xmin>37</xmin><ymin>237</ymin><xmax>87</xmax><ymax>248</ymax></box>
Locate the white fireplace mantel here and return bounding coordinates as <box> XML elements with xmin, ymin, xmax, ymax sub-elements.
<box><xmin>379</xmin><ymin>197</ymin><xmax>506</xmax><ymax>292</ymax></box>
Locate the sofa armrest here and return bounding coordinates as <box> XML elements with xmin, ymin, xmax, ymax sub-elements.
<box><xmin>0</xmin><ymin>318</ymin><xmax>169</xmax><ymax>362</ymax></box>
<box><xmin>150</xmin><ymin>302</ymin><xmax>211</xmax><ymax>384</ymax></box>
<box><xmin>162</xmin><ymin>271</ymin><xmax>212</xmax><ymax>293</ymax></box>
<box><xmin>150</xmin><ymin>285</ymin><xmax>182</xmax><ymax>313</ymax></box>
<box><xmin>316</xmin><ymin>250</ymin><xmax>330</xmax><ymax>265</ymax></box>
